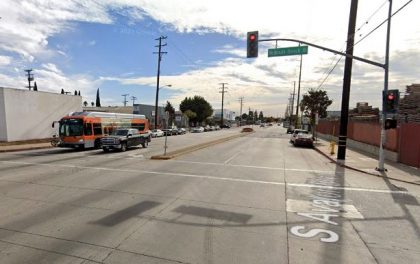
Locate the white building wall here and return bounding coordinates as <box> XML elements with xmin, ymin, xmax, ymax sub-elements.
<box><xmin>0</xmin><ymin>87</ymin><xmax>82</xmax><ymax>141</ymax></box>
<box><xmin>0</xmin><ymin>88</ymin><xmax>7</xmax><ymax>140</ymax></box>
<box><xmin>213</xmin><ymin>109</ymin><xmax>236</xmax><ymax>121</ymax></box>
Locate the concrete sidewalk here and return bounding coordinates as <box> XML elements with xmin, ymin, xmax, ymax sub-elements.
<box><xmin>0</xmin><ymin>142</ymin><xmax>52</xmax><ymax>152</ymax></box>
<box><xmin>314</xmin><ymin>138</ymin><xmax>420</xmax><ymax>185</ymax></box>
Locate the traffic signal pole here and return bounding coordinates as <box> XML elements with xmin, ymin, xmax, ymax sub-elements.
<box><xmin>378</xmin><ymin>0</ymin><xmax>393</xmax><ymax>172</ymax></box>
<box><xmin>254</xmin><ymin>0</ymin><xmax>396</xmax><ymax>164</ymax></box>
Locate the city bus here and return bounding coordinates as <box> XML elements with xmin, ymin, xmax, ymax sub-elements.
<box><xmin>55</xmin><ymin>111</ymin><xmax>150</xmax><ymax>149</ymax></box>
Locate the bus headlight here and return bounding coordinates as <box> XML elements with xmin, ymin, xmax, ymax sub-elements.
<box><xmin>78</xmin><ymin>139</ymin><xmax>84</xmax><ymax>143</ymax></box>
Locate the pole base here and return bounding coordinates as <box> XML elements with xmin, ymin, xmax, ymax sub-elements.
<box><xmin>375</xmin><ymin>167</ymin><xmax>388</xmax><ymax>172</ymax></box>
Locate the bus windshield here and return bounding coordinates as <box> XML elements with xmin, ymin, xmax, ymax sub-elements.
<box><xmin>59</xmin><ymin>119</ymin><xmax>84</xmax><ymax>137</ymax></box>
<box><xmin>115</xmin><ymin>130</ymin><xmax>128</xmax><ymax>136</ymax></box>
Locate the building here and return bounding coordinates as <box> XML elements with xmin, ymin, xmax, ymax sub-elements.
<box><xmin>398</xmin><ymin>84</ymin><xmax>420</xmax><ymax>123</ymax></box>
<box><xmin>174</xmin><ymin>111</ymin><xmax>189</xmax><ymax>128</ymax></box>
<box><xmin>349</xmin><ymin>102</ymin><xmax>379</xmax><ymax>119</ymax></box>
<box><xmin>0</xmin><ymin>87</ymin><xmax>82</xmax><ymax>141</ymax></box>
<box><xmin>133</xmin><ymin>103</ymin><xmax>166</xmax><ymax>129</ymax></box>
<box><xmin>83</xmin><ymin>106</ymin><xmax>133</xmax><ymax>114</ymax></box>
<box><xmin>213</xmin><ymin>109</ymin><xmax>236</xmax><ymax>122</ymax></box>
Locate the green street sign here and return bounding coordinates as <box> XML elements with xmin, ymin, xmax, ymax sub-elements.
<box><xmin>268</xmin><ymin>46</ymin><xmax>308</xmax><ymax>57</ymax></box>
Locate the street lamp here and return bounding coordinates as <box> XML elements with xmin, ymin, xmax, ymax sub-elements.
<box><xmin>154</xmin><ymin>84</ymin><xmax>172</xmax><ymax>129</ymax></box>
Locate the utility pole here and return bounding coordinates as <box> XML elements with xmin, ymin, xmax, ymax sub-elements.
<box><xmin>337</xmin><ymin>0</ymin><xmax>359</xmax><ymax>161</ymax></box>
<box><xmin>295</xmin><ymin>44</ymin><xmax>303</xmax><ymax>129</ymax></box>
<box><xmin>154</xmin><ymin>36</ymin><xmax>167</xmax><ymax>129</ymax></box>
<box><xmin>238</xmin><ymin>97</ymin><xmax>244</xmax><ymax>126</ymax></box>
<box><xmin>24</xmin><ymin>69</ymin><xmax>34</xmax><ymax>90</ymax></box>
<box><xmin>219</xmin><ymin>83</ymin><xmax>228</xmax><ymax>127</ymax></box>
<box><xmin>131</xmin><ymin>96</ymin><xmax>137</xmax><ymax>106</ymax></box>
<box><xmin>291</xmin><ymin>81</ymin><xmax>296</xmax><ymax>124</ymax></box>
<box><xmin>122</xmin><ymin>94</ymin><xmax>129</xmax><ymax>107</ymax></box>
<box><xmin>378</xmin><ymin>0</ymin><xmax>393</xmax><ymax>171</ymax></box>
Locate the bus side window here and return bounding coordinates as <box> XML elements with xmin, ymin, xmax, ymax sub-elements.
<box><xmin>93</xmin><ymin>123</ymin><xmax>102</xmax><ymax>135</ymax></box>
<box><xmin>84</xmin><ymin>123</ymin><xmax>93</xmax><ymax>136</ymax></box>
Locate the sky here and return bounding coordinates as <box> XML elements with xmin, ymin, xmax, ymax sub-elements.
<box><xmin>0</xmin><ymin>0</ymin><xmax>419</xmax><ymax>117</ymax></box>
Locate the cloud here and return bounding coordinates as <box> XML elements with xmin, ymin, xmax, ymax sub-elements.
<box><xmin>87</xmin><ymin>40</ymin><xmax>96</xmax><ymax>46</ymax></box>
<box><xmin>0</xmin><ymin>0</ymin><xmax>419</xmax><ymax>116</ymax></box>
<box><xmin>0</xmin><ymin>0</ymin><xmax>113</xmax><ymax>60</ymax></box>
<box><xmin>0</xmin><ymin>56</ymin><xmax>12</xmax><ymax>66</ymax></box>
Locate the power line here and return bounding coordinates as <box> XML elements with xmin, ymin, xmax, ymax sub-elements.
<box><xmin>316</xmin><ymin>0</ymin><xmax>395</xmax><ymax>89</ymax></box>
<box><xmin>354</xmin><ymin>0</ymin><xmax>413</xmax><ymax>46</ymax></box>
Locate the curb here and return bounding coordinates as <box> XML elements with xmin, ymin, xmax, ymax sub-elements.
<box><xmin>151</xmin><ymin>132</ymin><xmax>253</xmax><ymax>160</ymax></box>
<box><xmin>0</xmin><ymin>145</ymin><xmax>52</xmax><ymax>153</ymax></box>
<box><xmin>313</xmin><ymin>145</ymin><xmax>420</xmax><ymax>186</ymax></box>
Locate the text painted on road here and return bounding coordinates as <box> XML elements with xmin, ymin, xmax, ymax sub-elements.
<box><xmin>288</xmin><ymin>174</ymin><xmax>364</xmax><ymax>243</ymax></box>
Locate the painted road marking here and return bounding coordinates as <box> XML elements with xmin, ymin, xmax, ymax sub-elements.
<box><xmin>224</xmin><ymin>152</ymin><xmax>242</xmax><ymax>164</ymax></box>
<box><xmin>170</xmin><ymin>160</ymin><xmax>342</xmax><ymax>174</ymax></box>
<box><xmin>0</xmin><ymin>160</ymin><xmax>414</xmax><ymax>196</ymax></box>
<box><xmin>287</xmin><ymin>199</ymin><xmax>364</xmax><ymax>219</ymax></box>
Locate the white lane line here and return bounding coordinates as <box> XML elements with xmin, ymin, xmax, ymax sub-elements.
<box><xmin>224</xmin><ymin>151</ymin><xmax>242</xmax><ymax>164</ymax></box>
<box><xmin>0</xmin><ymin>160</ymin><xmax>412</xmax><ymax>195</ymax></box>
<box><xmin>170</xmin><ymin>160</ymin><xmax>342</xmax><ymax>174</ymax></box>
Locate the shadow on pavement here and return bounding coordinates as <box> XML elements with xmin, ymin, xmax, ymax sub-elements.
<box><xmin>91</xmin><ymin>201</ymin><xmax>161</xmax><ymax>227</ymax></box>
<box><xmin>380</xmin><ymin>172</ymin><xmax>420</xmax><ymax>239</ymax></box>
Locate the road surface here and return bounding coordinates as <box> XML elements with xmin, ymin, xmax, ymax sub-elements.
<box><xmin>0</xmin><ymin>126</ymin><xmax>419</xmax><ymax>263</ymax></box>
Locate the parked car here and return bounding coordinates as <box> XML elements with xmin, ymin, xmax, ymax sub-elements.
<box><xmin>101</xmin><ymin>128</ymin><xmax>150</xmax><ymax>152</ymax></box>
<box><xmin>177</xmin><ymin>128</ymin><xmax>187</xmax><ymax>134</ymax></box>
<box><xmin>151</xmin><ymin>129</ymin><xmax>164</xmax><ymax>137</ymax></box>
<box><xmin>162</xmin><ymin>128</ymin><xmax>175</xmax><ymax>136</ymax></box>
<box><xmin>293</xmin><ymin>132</ymin><xmax>314</xmax><ymax>147</ymax></box>
<box><xmin>192</xmin><ymin>126</ymin><xmax>205</xmax><ymax>133</ymax></box>
<box><xmin>221</xmin><ymin>124</ymin><xmax>231</xmax><ymax>129</ymax></box>
<box><xmin>287</xmin><ymin>125</ymin><xmax>295</xmax><ymax>134</ymax></box>
<box><xmin>214</xmin><ymin>125</ymin><xmax>220</xmax><ymax>130</ymax></box>
<box><xmin>290</xmin><ymin>129</ymin><xmax>309</xmax><ymax>144</ymax></box>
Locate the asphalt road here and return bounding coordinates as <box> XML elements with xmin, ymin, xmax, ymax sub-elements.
<box><xmin>0</xmin><ymin>126</ymin><xmax>419</xmax><ymax>264</ymax></box>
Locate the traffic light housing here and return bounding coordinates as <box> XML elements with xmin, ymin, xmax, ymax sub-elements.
<box><xmin>383</xmin><ymin>89</ymin><xmax>399</xmax><ymax>113</ymax></box>
<box><xmin>247</xmin><ymin>31</ymin><xmax>259</xmax><ymax>58</ymax></box>
<box><xmin>384</xmin><ymin>118</ymin><xmax>397</xmax><ymax>130</ymax></box>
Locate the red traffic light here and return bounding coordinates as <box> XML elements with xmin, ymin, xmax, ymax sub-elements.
<box><xmin>387</xmin><ymin>93</ymin><xmax>394</xmax><ymax>100</ymax></box>
<box><xmin>247</xmin><ymin>31</ymin><xmax>259</xmax><ymax>58</ymax></box>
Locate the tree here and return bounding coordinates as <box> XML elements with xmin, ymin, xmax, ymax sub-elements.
<box><xmin>164</xmin><ymin>101</ymin><xmax>176</xmax><ymax>126</ymax></box>
<box><xmin>300</xmin><ymin>88</ymin><xmax>332</xmax><ymax>119</ymax></box>
<box><xmin>259</xmin><ymin>111</ymin><xmax>264</xmax><ymax>121</ymax></box>
<box><xmin>241</xmin><ymin>113</ymin><xmax>248</xmax><ymax>120</ymax></box>
<box><xmin>33</xmin><ymin>82</ymin><xmax>38</xmax><ymax>91</ymax></box>
<box><xmin>61</xmin><ymin>88</ymin><xmax>64</xmax><ymax>94</ymax></box>
<box><xmin>83</xmin><ymin>101</ymin><xmax>88</xmax><ymax>107</ymax></box>
<box><xmin>183</xmin><ymin>110</ymin><xmax>197</xmax><ymax>126</ymax></box>
<box><xmin>248</xmin><ymin>110</ymin><xmax>254</xmax><ymax>123</ymax></box>
<box><xmin>254</xmin><ymin>110</ymin><xmax>258</xmax><ymax>121</ymax></box>
<box><xmin>78</xmin><ymin>90</ymin><xmax>81</xmax><ymax>96</ymax></box>
<box><xmin>74</xmin><ymin>90</ymin><xmax>77</xmax><ymax>95</ymax></box>
<box><xmin>95</xmin><ymin>88</ymin><xmax>101</xmax><ymax>107</ymax></box>
<box><xmin>180</xmin><ymin>96</ymin><xmax>213</xmax><ymax>125</ymax></box>
<box><xmin>91</xmin><ymin>102</ymin><xmax>94</xmax><ymax>107</ymax></box>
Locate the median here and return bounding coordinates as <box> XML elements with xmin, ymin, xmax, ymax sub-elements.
<box><xmin>151</xmin><ymin>130</ymin><xmax>253</xmax><ymax>160</ymax></box>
